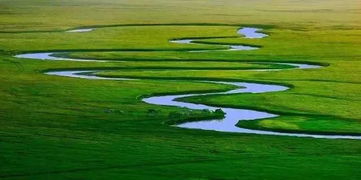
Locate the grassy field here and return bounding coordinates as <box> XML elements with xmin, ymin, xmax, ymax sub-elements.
<box><xmin>1</xmin><ymin>0</ymin><xmax>361</xmax><ymax>179</ymax></box>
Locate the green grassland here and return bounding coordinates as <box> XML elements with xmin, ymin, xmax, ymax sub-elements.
<box><xmin>1</xmin><ymin>0</ymin><xmax>361</xmax><ymax>179</ymax></box>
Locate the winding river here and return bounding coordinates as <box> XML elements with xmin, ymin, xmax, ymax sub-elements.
<box><xmin>15</xmin><ymin>26</ymin><xmax>361</xmax><ymax>140</ymax></box>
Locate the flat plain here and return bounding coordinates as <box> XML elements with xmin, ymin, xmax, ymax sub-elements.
<box><xmin>1</xmin><ymin>0</ymin><xmax>361</xmax><ymax>179</ymax></box>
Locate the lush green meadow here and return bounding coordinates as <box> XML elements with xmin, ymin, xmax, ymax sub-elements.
<box><xmin>1</xmin><ymin>0</ymin><xmax>361</xmax><ymax>179</ymax></box>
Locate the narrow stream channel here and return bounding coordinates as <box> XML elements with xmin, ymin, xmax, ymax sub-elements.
<box><xmin>15</xmin><ymin>26</ymin><xmax>361</xmax><ymax>140</ymax></box>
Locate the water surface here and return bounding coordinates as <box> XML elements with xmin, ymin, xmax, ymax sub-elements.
<box><xmin>66</xmin><ymin>28</ymin><xmax>94</xmax><ymax>33</ymax></box>
<box><xmin>14</xmin><ymin>26</ymin><xmax>360</xmax><ymax>140</ymax></box>
<box><xmin>170</xmin><ymin>27</ymin><xmax>265</xmax><ymax>51</ymax></box>
<box><xmin>237</xmin><ymin>27</ymin><xmax>268</xmax><ymax>38</ymax></box>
